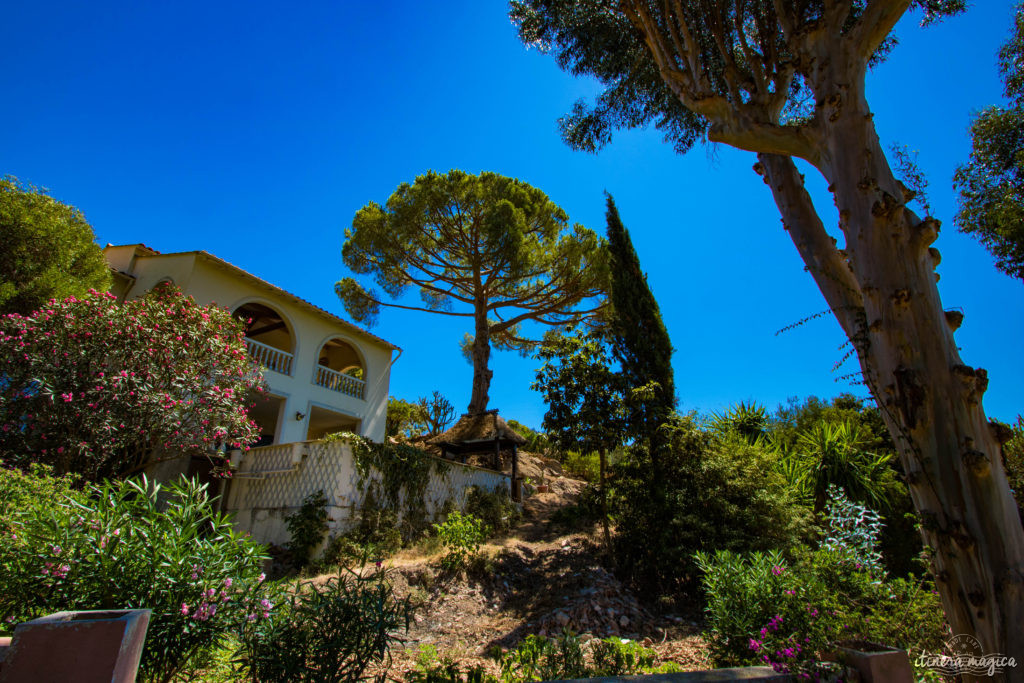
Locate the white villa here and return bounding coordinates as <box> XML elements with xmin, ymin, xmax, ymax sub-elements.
<box><xmin>102</xmin><ymin>244</ymin><xmax>510</xmax><ymax>549</ymax></box>
<box><xmin>103</xmin><ymin>243</ymin><xmax>398</xmax><ymax>447</ymax></box>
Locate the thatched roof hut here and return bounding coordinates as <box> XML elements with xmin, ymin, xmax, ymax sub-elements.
<box><xmin>428</xmin><ymin>410</ymin><xmax>525</xmax><ymax>455</ymax></box>
<box><xmin>428</xmin><ymin>410</ymin><xmax>526</xmax><ymax>499</ymax></box>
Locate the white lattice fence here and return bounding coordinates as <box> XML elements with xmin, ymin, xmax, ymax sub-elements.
<box><xmin>224</xmin><ymin>439</ymin><xmax>510</xmax><ymax>548</ymax></box>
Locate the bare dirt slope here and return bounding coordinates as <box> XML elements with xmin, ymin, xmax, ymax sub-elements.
<box><xmin>372</xmin><ymin>454</ymin><xmax>711</xmax><ymax>677</ymax></box>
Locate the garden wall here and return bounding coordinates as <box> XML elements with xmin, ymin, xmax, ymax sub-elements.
<box><xmin>224</xmin><ymin>438</ymin><xmax>510</xmax><ymax>548</ymax></box>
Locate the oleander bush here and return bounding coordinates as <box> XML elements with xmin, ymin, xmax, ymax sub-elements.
<box><xmin>238</xmin><ymin>566</ymin><xmax>412</xmax><ymax>682</ymax></box>
<box><xmin>695</xmin><ymin>492</ymin><xmax>946</xmax><ymax>677</ymax></box>
<box><xmin>0</xmin><ymin>474</ymin><xmax>270</xmax><ymax>683</ymax></box>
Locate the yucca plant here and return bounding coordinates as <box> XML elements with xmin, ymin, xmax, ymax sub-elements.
<box><xmin>780</xmin><ymin>421</ymin><xmax>894</xmax><ymax>513</ymax></box>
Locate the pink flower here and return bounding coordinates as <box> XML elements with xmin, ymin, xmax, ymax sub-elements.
<box><xmin>181</xmin><ymin>603</ymin><xmax>190</xmax><ymax>616</ymax></box>
<box><xmin>771</xmin><ymin>565</ymin><xmax>784</xmax><ymax>576</ymax></box>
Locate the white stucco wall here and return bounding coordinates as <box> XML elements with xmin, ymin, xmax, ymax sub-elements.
<box><xmin>225</xmin><ymin>439</ymin><xmax>511</xmax><ymax>549</ymax></box>
<box><xmin>106</xmin><ymin>247</ymin><xmax>394</xmax><ymax>443</ymax></box>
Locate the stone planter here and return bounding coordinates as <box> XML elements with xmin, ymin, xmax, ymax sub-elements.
<box><xmin>830</xmin><ymin>640</ymin><xmax>913</xmax><ymax>683</ymax></box>
<box><xmin>0</xmin><ymin>609</ymin><xmax>151</xmax><ymax>683</ymax></box>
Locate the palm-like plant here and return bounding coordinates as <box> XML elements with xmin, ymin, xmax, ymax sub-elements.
<box><xmin>707</xmin><ymin>401</ymin><xmax>769</xmax><ymax>444</ymax></box>
<box><xmin>780</xmin><ymin>421</ymin><xmax>894</xmax><ymax>513</ymax></box>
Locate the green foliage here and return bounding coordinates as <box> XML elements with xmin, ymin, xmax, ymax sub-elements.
<box><xmin>405</xmin><ymin>644</ymin><xmax>493</xmax><ymax>683</ymax></box>
<box><xmin>562</xmin><ymin>451</ymin><xmax>601</xmax><ymax>484</ymax></box>
<box><xmin>589</xmin><ymin>637</ymin><xmax>657</xmax><ymax>676</ymax></box>
<box><xmin>533</xmin><ymin>327</ymin><xmax>625</xmax><ymax>457</ymax></box>
<box><xmin>239</xmin><ymin>566</ymin><xmax>412</xmax><ymax>683</ymax></box>
<box><xmin>695</xmin><ymin>545</ymin><xmax>946</xmax><ymax>677</ymax></box>
<box><xmin>0</xmin><ymin>463</ymin><xmax>82</xmax><ymax>519</ymax></box>
<box><xmin>0</xmin><ymin>475</ymin><xmax>269</xmax><ymax>682</ymax></box>
<box><xmin>387</xmin><ymin>397</ymin><xmax>428</xmax><ymax>438</ymax></box>
<box><xmin>604</xmin><ymin>194</ymin><xmax>676</xmax><ymax>450</ymax></box>
<box><xmin>612</xmin><ymin>415</ymin><xmax>809</xmax><ymax>593</ymax></box>
<box><xmin>708</xmin><ymin>402</ymin><xmax>770</xmax><ymax>444</ymax></box>
<box><xmin>510</xmin><ymin>1</ymin><xmax>962</xmax><ymax>156</ymax></box>
<box><xmin>1001</xmin><ymin>415</ymin><xmax>1024</xmax><ymax>524</ymax></box>
<box><xmin>954</xmin><ymin>1</ymin><xmax>1024</xmax><ymax>280</ymax></box>
<box><xmin>286</xmin><ymin>490</ymin><xmax>329</xmax><ymax>570</ymax></box>
<box><xmin>407</xmin><ymin>634</ymin><xmax>664</xmax><ymax>683</ymax></box>
<box><xmin>0</xmin><ymin>284</ymin><xmax>264</xmax><ymax>481</ymax></box>
<box><xmin>820</xmin><ymin>485</ymin><xmax>885</xmax><ymax>574</ymax></box>
<box><xmin>500</xmin><ymin>633</ymin><xmax>587</xmax><ymax>682</ymax></box>
<box><xmin>337</xmin><ymin>169</ymin><xmax>607</xmax><ymax>412</ymax></box>
<box><xmin>464</xmin><ymin>485</ymin><xmax>521</xmax><ymax>537</ymax></box>
<box><xmin>505</xmin><ymin>419</ymin><xmax>550</xmax><ymax>454</ymax></box>
<box><xmin>419</xmin><ymin>391</ymin><xmax>457</xmax><ymax>437</ymax></box>
<box><xmin>781</xmin><ymin>421</ymin><xmax>897</xmax><ymax>513</ymax></box>
<box><xmin>0</xmin><ymin>176</ymin><xmax>111</xmax><ymax>316</ymax></box>
<box><xmin>433</xmin><ymin>511</ymin><xmax>488</xmax><ymax>570</ymax></box>
<box><xmin>335</xmin><ymin>431</ymin><xmax>449</xmax><ymax>541</ymax></box>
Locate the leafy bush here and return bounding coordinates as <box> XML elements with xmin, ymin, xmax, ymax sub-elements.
<box><xmin>613</xmin><ymin>416</ymin><xmax>809</xmax><ymax>593</ymax></box>
<box><xmin>500</xmin><ymin>633</ymin><xmax>587</xmax><ymax>682</ymax></box>
<box><xmin>434</xmin><ymin>511</ymin><xmax>488</xmax><ymax>570</ymax></box>
<box><xmin>0</xmin><ymin>463</ymin><xmax>81</xmax><ymax>519</ymax></box>
<box><xmin>239</xmin><ymin>566</ymin><xmax>411</xmax><ymax>682</ymax></box>
<box><xmin>406</xmin><ymin>634</ymin><xmax>665</xmax><ymax>683</ymax></box>
<box><xmin>0</xmin><ymin>284</ymin><xmax>264</xmax><ymax>481</ymax></box>
<box><xmin>589</xmin><ymin>637</ymin><xmax>658</xmax><ymax>676</ymax></box>
<box><xmin>464</xmin><ymin>485</ymin><xmax>521</xmax><ymax>536</ymax></box>
<box><xmin>562</xmin><ymin>451</ymin><xmax>600</xmax><ymax>484</ymax></box>
<box><xmin>696</xmin><ymin>545</ymin><xmax>946</xmax><ymax>676</ymax></box>
<box><xmin>286</xmin><ymin>490</ymin><xmax>329</xmax><ymax>570</ymax></box>
<box><xmin>0</xmin><ymin>475</ymin><xmax>269</xmax><ymax>682</ymax></box>
<box><xmin>820</xmin><ymin>485</ymin><xmax>884</xmax><ymax>573</ymax></box>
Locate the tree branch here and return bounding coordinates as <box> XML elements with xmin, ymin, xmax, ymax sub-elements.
<box><xmin>848</xmin><ymin>0</ymin><xmax>912</xmax><ymax>63</ymax></box>
<box><xmin>756</xmin><ymin>153</ymin><xmax>864</xmax><ymax>338</ymax></box>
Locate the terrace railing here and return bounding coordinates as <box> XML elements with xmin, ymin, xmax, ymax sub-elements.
<box><xmin>313</xmin><ymin>365</ymin><xmax>366</xmax><ymax>400</ymax></box>
<box><xmin>244</xmin><ymin>338</ymin><xmax>294</xmax><ymax>376</ymax></box>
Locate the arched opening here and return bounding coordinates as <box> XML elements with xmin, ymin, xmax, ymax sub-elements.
<box><xmin>234</xmin><ymin>302</ymin><xmax>294</xmax><ymax>376</ymax></box>
<box><xmin>313</xmin><ymin>338</ymin><xmax>366</xmax><ymax>399</ymax></box>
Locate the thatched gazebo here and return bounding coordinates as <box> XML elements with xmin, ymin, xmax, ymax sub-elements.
<box><xmin>427</xmin><ymin>409</ymin><xmax>527</xmax><ymax>499</ymax></box>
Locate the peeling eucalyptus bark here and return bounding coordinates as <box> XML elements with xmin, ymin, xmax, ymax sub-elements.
<box><xmin>615</xmin><ymin>0</ymin><xmax>1024</xmax><ymax>666</ymax></box>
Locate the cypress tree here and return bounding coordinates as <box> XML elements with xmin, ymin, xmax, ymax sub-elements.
<box><xmin>604</xmin><ymin>193</ymin><xmax>676</xmax><ymax>451</ymax></box>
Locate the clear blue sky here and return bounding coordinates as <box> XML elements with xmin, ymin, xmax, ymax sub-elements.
<box><xmin>2</xmin><ymin>1</ymin><xmax>1020</xmax><ymax>429</ymax></box>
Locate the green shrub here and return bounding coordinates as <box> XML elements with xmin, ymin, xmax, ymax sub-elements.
<box><xmin>0</xmin><ymin>463</ymin><xmax>82</xmax><ymax>519</ymax></box>
<box><xmin>286</xmin><ymin>490</ymin><xmax>329</xmax><ymax>570</ymax></box>
<box><xmin>433</xmin><ymin>511</ymin><xmax>488</xmax><ymax>570</ymax></box>
<box><xmin>500</xmin><ymin>633</ymin><xmax>587</xmax><ymax>682</ymax></box>
<box><xmin>405</xmin><ymin>644</ymin><xmax>493</xmax><ymax>683</ymax></box>
<box><xmin>695</xmin><ymin>547</ymin><xmax>946</xmax><ymax>676</ymax></box>
<box><xmin>239</xmin><ymin>566</ymin><xmax>412</xmax><ymax>682</ymax></box>
<box><xmin>562</xmin><ymin>451</ymin><xmax>600</xmax><ymax>484</ymax></box>
<box><xmin>613</xmin><ymin>417</ymin><xmax>810</xmax><ymax>593</ymax></box>
<box><xmin>0</xmin><ymin>475</ymin><xmax>269</xmax><ymax>682</ymax></box>
<box><xmin>464</xmin><ymin>485</ymin><xmax>521</xmax><ymax>536</ymax></box>
<box><xmin>589</xmin><ymin>637</ymin><xmax>658</xmax><ymax>676</ymax></box>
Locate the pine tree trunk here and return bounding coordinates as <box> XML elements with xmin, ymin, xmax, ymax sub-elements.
<box><xmin>468</xmin><ymin>303</ymin><xmax>493</xmax><ymax>414</ymax></box>
<box><xmin>797</xmin><ymin>56</ymin><xmax>1024</xmax><ymax>667</ymax></box>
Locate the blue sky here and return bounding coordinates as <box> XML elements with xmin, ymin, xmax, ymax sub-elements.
<box><xmin>2</xmin><ymin>1</ymin><xmax>1020</xmax><ymax>429</ymax></box>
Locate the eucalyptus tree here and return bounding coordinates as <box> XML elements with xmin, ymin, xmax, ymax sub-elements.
<box><xmin>512</xmin><ymin>0</ymin><xmax>1024</xmax><ymax>659</ymax></box>
<box><xmin>337</xmin><ymin>170</ymin><xmax>606</xmax><ymax>414</ymax></box>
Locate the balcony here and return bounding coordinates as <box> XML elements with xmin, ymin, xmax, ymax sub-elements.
<box><xmin>245</xmin><ymin>338</ymin><xmax>294</xmax><ymax>376</ymax></box>
<box><xmin>314</xmin><ymin>364</ymin><xmax>366</xmax><ymax>399</ymax></box>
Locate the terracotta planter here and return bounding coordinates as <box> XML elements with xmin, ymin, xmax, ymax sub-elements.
<box><xmin>0</xmin><ymin>609</ymin><xmax>151</xmax><ymax>683</ymax></box>
<box><xmin>536</xmin><ymin>484</ymin><xmax>549</xmax><ymax>493</ymax></box>
<box><xmin>831</xmin><ymin>640</ymin><xmax>913</xmax><ymax>683</ymax></box>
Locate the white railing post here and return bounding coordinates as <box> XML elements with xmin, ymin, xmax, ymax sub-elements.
<box><xmin>313</xmin><ymin>364</ymin><xmax>366</xmax><ymax>400</ymax></box>
<box><xmin>244</xmin><ymin>338</ymin><xmax>294</xmax><ymax>376</ymax></box>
